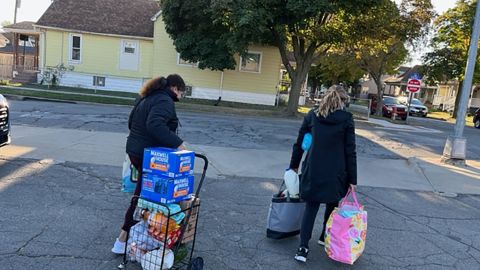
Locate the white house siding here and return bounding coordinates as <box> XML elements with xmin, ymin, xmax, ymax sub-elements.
<box><xmin>192</xmin><ymin>87</ymin><xmax>276</xmax><ymax>105</ymax></box>
<box><xmin>41</xmin><ymin>71</ymin><xmax>145</xmax><ymax>93</ymax></box>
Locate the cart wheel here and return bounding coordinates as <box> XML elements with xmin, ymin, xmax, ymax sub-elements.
<box><xmin>117</xmin><ymin>262</ymin><xmax>126</xmax><ymax>269</ymax></box>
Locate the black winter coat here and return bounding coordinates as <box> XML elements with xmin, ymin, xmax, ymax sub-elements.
<box><xmin>289</xmin><ymin>109</ymin><xmax>357</xmax><ymax>203</ymax></box>
<box><xmin>126</xmin><ymin>89</ymin><xmax>183</xmax><ymax>159</ymax></box>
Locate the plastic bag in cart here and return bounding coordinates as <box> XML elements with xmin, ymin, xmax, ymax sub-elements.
<box><xmin>141</xmin><ymin>248</ymin><xmax>174</xmax><ymax>270</ymax></box>
<box><xmin>127</xmin><ymin>221</ymin><xmax>161</xmax><ymax>262</ymax></box>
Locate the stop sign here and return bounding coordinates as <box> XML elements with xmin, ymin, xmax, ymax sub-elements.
<box><xmin>407</xmin><ymin>79</ymin><xmax>421</xmax><ymax>93</ymax></box>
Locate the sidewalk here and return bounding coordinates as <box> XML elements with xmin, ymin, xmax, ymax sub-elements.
<box><xmin>2</xmin><ymin>124</ymin><xmax>480</xmax><ymax>196</ymax></box>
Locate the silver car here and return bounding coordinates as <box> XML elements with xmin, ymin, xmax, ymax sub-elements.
<box><xmin>406</xmin><ymin>98</ymin><xmax>428</xmax><ymax>117</ymax></box>
<box><xmin>0</xmin><ymin>94</ymin><xmax>11</xmax><ymax>147</ymax></box>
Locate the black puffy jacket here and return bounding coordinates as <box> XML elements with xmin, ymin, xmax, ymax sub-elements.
<box><xmin>126</xmin><ymin>89</ymin><xmax>183</xmax><ymax>159</ymax></box>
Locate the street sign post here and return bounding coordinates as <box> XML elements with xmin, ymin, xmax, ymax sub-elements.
<box><xmin>406</xmin><ymin>78</ymin><xmax>421</xmax><ymax>123</ymax></box>
<box><xmin>443</xmin><ymin>0</ymin><xmax>480</xmax><ymax>164</ymax></box>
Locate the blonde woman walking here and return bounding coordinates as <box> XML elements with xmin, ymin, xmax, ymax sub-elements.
<box><xmin>290</xmin><ymin>85</ymin><xmax>357</xmax><ymax>263</ymax></box>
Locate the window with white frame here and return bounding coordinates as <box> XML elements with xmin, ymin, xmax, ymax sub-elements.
<box><xmin>93</xmin><ymin>76</ymin><xmax>106</xmax><ymax>87</ymax></box>
<box><xmin>240</xmin><ymin>52</ymin><xmax>262</xmax><ymax>73</ymax></box>
<box><xmin>69</xmin><ymin>34</ymin><xmax>82</xmax><ymax>62</ymax></box>
<box><xmin>177</xmin><ymin>53</ymin><xmax>198</xmax><ymax>67</ymax></box>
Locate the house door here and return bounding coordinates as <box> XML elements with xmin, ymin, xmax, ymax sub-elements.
<box><xmin>119</xmin><ymin>40</ymin><xmax>139</xmax><ymax>71</ymax></box>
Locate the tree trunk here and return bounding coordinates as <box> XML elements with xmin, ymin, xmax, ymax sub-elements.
<box><xmin>311</xmin><ymin>80</ymin><xmax>318</xmax><ymax>99</ymax></box>
<box><xmin>452</xmin><ymin>80</ymin><xmax>464</xmax><ymax>119</ymax></box>
<box><xmin>286</xmin><ymin>71</ymin><xmax>307</xmax><ymax>115</ymax></box>
<box><xmin>374</xmin><ymin>77</ymin><xmax>384</xmax><ymax>116</ymax></box>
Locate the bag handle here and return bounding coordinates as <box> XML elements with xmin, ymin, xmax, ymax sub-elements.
<box><xmin>339</xmin><ymin>186</ymin><xmax>360</xmax><ymax>209</ymax></box>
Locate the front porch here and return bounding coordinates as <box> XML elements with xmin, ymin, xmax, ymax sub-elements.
<box><xmin>0</xmin><ymin>21</ymin><xmax>40</xmax><ymax>83</ymax></box>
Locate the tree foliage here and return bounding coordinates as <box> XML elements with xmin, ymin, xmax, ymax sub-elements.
<box><xmin>162</xmin><ymin>0</ymin><xmax>382</xmax><ymax>114</ymax></box>
<box><xmin>308</xmin><ymin>51</ymin><xmax>364</xmax><ymax>91</ymax></box>
<box><xmin>422</xmin><ymin>0</ymin><xmax>480</xmax><ymax>117</ymax></box>
<box><xmin>336</xmin><ymin>0</ymin><xmax>434</xmax><ymax>114</ymax></box>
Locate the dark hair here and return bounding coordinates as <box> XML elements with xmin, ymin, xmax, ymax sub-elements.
<box><xmin>139</xmin><ymin>74</ymin><xmax>185</xmax><ymax>97</ymax></box>
<box><xmin>166</xmin><ymin>74</ymin><xmax>185</xmax><ymax>92</ymax></box>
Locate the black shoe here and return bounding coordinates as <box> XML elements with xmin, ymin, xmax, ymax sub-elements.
<box><xmin>294</xmin><ymin>247</ymin><xmax>309</xmax><ymax>263</ymax></box>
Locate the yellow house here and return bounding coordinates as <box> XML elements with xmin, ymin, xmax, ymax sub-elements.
<box><xmin>34</xmin><ymin>0</ymin><xmax>282</xmax><ymax>105</ymax></box>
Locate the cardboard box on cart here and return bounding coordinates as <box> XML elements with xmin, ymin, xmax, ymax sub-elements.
<box><xmin>141</xmin><ymin>147</ymin><xmax>196</xmax><ymax>204</ymax></box>
<box><xmin>142</xmin><ymin>148</ymin><xmax>195</xmax><ymax>178</ymax></box>
<box><xmin>179</xmin><ymin>196</ymin><xmax>200</xmax><ymax>243</ymax></box>
<box><xmin>141</xmin><ymin>174</ymin><xmax>194</xmax><ymax>204</ymax></box>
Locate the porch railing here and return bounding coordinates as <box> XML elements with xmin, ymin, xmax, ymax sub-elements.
<box><xmin>469</xmin><ymin>98</ymin><xmax>480</xmax><ymax>108</ymax></box>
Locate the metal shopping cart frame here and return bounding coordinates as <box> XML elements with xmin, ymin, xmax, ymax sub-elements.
<box><xmin>118</xmin><ymin>153</ymin><xmax>208</xmax><ymax>270</ymax></box>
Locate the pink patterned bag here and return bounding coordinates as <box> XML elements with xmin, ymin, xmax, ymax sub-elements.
<box><xmin>324</xmin><ymin>187</ymin><xmax>367</xmax><ymax>264</ymax></box>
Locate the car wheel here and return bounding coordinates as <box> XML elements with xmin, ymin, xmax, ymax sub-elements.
<box><xmin>401</xmin><ymin>117</ymin><xmax>407</xmax><ymax>121</ymax></box>
<box><xmin>422</xmin><ymin>114</ymin><xmax>427</xmax><ymax>117</ymax></box>
<box><xmin>475</xmin><ymin>119</ymin><xmax>480</xmax><ymax>129</ymax></box>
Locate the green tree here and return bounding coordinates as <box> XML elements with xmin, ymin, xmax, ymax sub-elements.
<box><xmin>161</xmin><ymin>0</ymin><xmax>382</xmax><ymax>114</ymax></box>
<box><xmin>1</xmin><ymin>20</ymin><xmax>12</xmax><ymax>27</ymax></box>
<box><xmin>308</xmin><ymin>51</ymin><xmax>364</xmax><ymax>94</ymax></box>
<box><xmin>422</xmin><ymin>0</ymin><xmax>480</xmax><ymax>118</ymax></box>
<box><xmin>339</xmin><ymin>0</ymin><xmax>434</xmax><ymax>115</ymax></box>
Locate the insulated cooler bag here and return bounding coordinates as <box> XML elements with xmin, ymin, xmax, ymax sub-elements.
<box><xmin>266</xmin><ymin>191</ymin><xmax>306</xmax><ymax>239</ymax></box>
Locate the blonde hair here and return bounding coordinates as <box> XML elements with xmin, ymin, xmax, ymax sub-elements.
<box><xmin>317</xmin><ymin>85</ymin><xmax>350</xmax><ymax>118</ymax></box>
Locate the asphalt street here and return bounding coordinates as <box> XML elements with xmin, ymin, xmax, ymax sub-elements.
<box><xmin>7</xmin><ymin>99</ymin><xmax>480</xmax><ymax>159</ymax></box>
<box><xmin>1</xmin><ymin>99</ymin><xmax>480</xmax><ymax>270</ymax></box>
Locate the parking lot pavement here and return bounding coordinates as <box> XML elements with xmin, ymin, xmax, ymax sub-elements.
<box><xmin>1</xmin><ymin>158</ymin><xmax>480</xmax><ymax>270</ymax></box>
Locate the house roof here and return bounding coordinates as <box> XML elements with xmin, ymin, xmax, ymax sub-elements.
<box><xmin>385</xmin><ymin>65</ymin><xmax>424</xmax><ymax>84</ymax></box>
<box><xmin>3</xmin><ymin>21</ymin><xmax>36</xmax><ymax>30</ymax></box>
<box><xmin>36</xmin><ymin>0</ymin><xmax>160</xmax><ymax>38</ymax></box>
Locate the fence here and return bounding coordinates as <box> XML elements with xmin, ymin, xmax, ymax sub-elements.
<box><xmin>347</xmin><ymin>98</ymin><xmax>371</xmax><ymax>120</ymax></box>
<box><xmin>0</xmin><ymin>54</ymin><xmax>13</xmax><ymax>80</ymax></box>
<box><xmin>0</xmin><ymin>54</ymin><xmax>38</xmax><ymax>80</ymax></box>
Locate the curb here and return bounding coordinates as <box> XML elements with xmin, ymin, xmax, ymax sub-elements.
<box><xmin>2</xmin><ymin>94</ymin><xmax>77</xmax><ymax>104</ymax></box>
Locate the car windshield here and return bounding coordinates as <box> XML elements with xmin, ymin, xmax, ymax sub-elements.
<box><xmin>383</xmin><ymin>97</ymin><xmax>401</xmax><ymax>105</ymax></box>
<box><xmin>411</xmin><ymin>99</ymin><xmax>424</xmax><ymax>106</ymax></box>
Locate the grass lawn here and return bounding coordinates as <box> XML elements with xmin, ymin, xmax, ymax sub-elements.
<box><xmin>298</xmin><ymin>106</ymin><xmax>312</xmax><ymax>114</ymax></box>
<box><xmin>24</xmin><ymin>84</ymin><xmax>139</xmax><ymax>98</ymax></box>
<box><xmin>0</xmin><ymin>84</ymin><xmax>289</xmax><ymax>117</ymax></box>
<box><xmin>427</xmin><ymin>111</ymin><xmax>474</xmax><ymax>127</ymax></box>
<box><xmin>0</xmin><ymin>87</ymin><xmax>135</xmax><ymax>105</ymax></box>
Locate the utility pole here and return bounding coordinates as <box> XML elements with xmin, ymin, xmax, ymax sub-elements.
<box><xmin>442</xmin><ymin>0</ymin><xmax>480</xmax><ymax>164</ymax></box>
<box><xmin>13</xmin><ymin>0</ymin><xmax>21</xmax><ymax>24</ymax></box>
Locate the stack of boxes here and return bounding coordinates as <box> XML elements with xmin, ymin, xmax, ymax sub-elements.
<box><xmin>140</xmin><ymin>148</ymin><xmax>195</xmax><ymax>204</ymax></box>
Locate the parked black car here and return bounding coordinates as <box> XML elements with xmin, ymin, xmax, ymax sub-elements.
<box><xmin>474</xmin><ymin>108</ymin><xmax>480</xmax><ymax>129</ymax></box>
<box><xmin>0</xmin><ymin>94</ymin><xmax>11</xmax><ymax>147</ymax></box>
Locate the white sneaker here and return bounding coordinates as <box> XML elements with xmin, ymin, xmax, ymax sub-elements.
<box><xmin>111</xmin><ymin>238</ymin><xmax>126</xmax><ymax>254</ymax></box>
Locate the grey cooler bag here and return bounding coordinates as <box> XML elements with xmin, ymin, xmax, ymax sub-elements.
<box><xmin>266</xmin><ymin>190</ymin><xmax>306</xmax><ymax>239</ymax></box>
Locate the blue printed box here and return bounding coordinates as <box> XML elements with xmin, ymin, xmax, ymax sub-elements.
<box><xmin>141</xmin><ymin>174</ymin><xmax>194</xmax><ymax>204</ymax></box>
<box><xmin>142</xmin><ymin>148</ymin><xmax>195</xmax><ymax>178</ymax></box>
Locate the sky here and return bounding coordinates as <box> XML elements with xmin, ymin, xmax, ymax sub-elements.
<box><xmin>0</xmin><ymin>0</ymin><xmax>53</xmax><ymax>25</ymax></box>
<box><xmin>0</xmin><ymin>0</ymin><xmax>458</xmax><ymax>65</ymax></box>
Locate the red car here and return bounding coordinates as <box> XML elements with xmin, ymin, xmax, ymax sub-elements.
<box><xmin>371</xmin><ymin>96</ymin><xmax>408</xmax><ymax>120</ymax></box>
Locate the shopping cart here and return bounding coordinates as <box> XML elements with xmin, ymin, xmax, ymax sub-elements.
<box><xmin>118</xmin><ymin>153</ymin><xmax>208</xmax><ymax>270</ymax></box>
